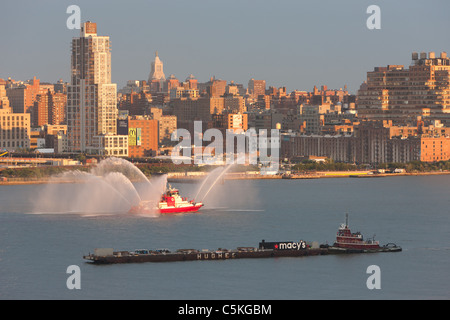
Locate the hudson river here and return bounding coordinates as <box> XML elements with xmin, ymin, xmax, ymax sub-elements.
<box><xmin>1</xmin><ymin>175</ymin><xmax>449</xmax><ymax>299</ymax></box>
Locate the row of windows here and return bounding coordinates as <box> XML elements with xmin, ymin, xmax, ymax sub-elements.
<box><xmin>1</xmin><ymin>122</ymin><xmax>26</xmax><ymax>127</ymax></box>
<box><xmin>2</xmin><ymin>116</ymin><xmax>27</xmax><ymax>121</ymax></box>
<box><xmin>0</xmin><ymin>140</ymin><xmax>29</xmax><ymax>148</ymax></box>
<box><xmin>105</xmin><ymin>149</ymin><xmax>127</xmax><ymax>156</ymax></box>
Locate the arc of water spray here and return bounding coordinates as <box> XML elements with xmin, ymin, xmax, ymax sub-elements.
<box><xmin>104</xmin><ymin>171</ymin><xmax>142</xmax><ymax>203</ymax></box>
<box><xmin>85</xmin><ymin>173</ymin><xmax>134</xmax><ymax>206</ymax></box>
<box><xmin>95</xmin><ymin>157</ymin><xmax>153</xmax><ymax>187</ymax></box>
<box><xmin>196</xmin><ymin>156</ymin><xmax>246</xmax><ymax>202</ymax></box>
<box><xmin>194</xmin><ymin>171</ymin><xmax>216</xmax><ymax>200</ymax></box>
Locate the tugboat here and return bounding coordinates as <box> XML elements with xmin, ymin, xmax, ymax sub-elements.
<box><xmin>129</xmin><ymin>184</ymin><xmax>203</xmax><ymax>214</ymax></box>
<box><xmin>327</xmin><ymin>214</ymin><xmax>402</xmax><ymax>253</ymax></box>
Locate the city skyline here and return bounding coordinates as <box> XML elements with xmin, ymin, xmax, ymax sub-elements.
<box><xmin>1</xmin><ymin>0</ymin><xmax>449</xmax><ymax>93</ymax></box>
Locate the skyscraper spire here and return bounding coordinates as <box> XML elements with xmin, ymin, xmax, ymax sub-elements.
<box><xmin>148</xmin><ymin>50</ymin><xmax>166</xmax><ymax>83</ymax></box>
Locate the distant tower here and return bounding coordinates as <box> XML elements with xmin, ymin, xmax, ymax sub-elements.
<box><xmin>148</xmin><ymin>51</ymin><xmax>166</xmax><ymax>82</ymax></box>
<box><xmin>248</xmin><ymin>78</ymin><xmax>266</xmax><ymax>99</ymax></box>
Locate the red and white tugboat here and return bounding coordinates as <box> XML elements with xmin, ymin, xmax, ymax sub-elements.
<box><xmin>332</xmin><ymin>213</ymin><xmax>380</xmax><ymax>250</ymax></box>
<box><xmin>129</xmin><ymin>184</ymin><xmax>203</xmax><ymax>215</ymax></box>
<box><xmin>328</xmin><ymin>214</ymin><xmax>402</xmax><ymax>253</ymax></box>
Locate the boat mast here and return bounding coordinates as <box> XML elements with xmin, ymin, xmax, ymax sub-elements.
<box><xmin>345</xmin><ymin>212</ymin><xmax>349</xmax><ymax>228</ymax></box>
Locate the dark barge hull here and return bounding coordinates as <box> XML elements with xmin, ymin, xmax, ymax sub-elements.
<box><xmin>84</xmin><ymin>248</ymin><xmax>329</xmax><ymax>265</ymax></box>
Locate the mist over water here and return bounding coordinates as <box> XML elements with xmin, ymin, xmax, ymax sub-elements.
<box><xmin>31</xmin><ymin>157</ymin><xmax>259</xmax><ymax>217</ymax></box>
<box><xmin>33</xmin><ymin>170</ymin><xmax>132</xmax><ymax>215</ymax></box>
<box><xmin>32</xmin><ymin>158</ymin><xmax>167</xmax><ymax>217</ymax></box>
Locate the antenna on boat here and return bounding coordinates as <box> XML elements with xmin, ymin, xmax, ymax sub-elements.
<box><xmin>345</xmin><ymin>212</ymin><xmax>349</xmax><ymax>228</ymax></box>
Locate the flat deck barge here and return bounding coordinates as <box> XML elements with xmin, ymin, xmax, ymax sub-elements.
<box><xmin>83</xmin><ymin>239</ymin><xmax>401</xmax><ymax>265</ymax></box>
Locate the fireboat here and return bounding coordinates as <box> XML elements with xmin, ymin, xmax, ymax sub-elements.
<box><xmin>129</xmin><ymin>184</ymin><xmax>203</xmax><ymax>214</ymax></box>
<box><xmin>326</xmin><ymin>213</ymin><xmax>402</xmax><ymax>253</ymax></box>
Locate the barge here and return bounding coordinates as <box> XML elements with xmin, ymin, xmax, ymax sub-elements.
<box><xmin>83</xmin><ymin>215</ymin><xmax>401</xmax><ymax>264</ymax></box>
<box><xmin>83</xmin><ymin>240</ymin><xmax>328</xmax><ymax>264</ymax></box>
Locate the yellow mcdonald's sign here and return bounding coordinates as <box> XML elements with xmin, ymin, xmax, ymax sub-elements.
<box><xmin>129</xmin><ymin>128</ymin><xmax>137</xmax><ymax>146</ymax></box>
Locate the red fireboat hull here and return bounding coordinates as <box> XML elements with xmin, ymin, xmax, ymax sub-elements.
<box><xmin>129</xmin><ymin>184</ymin><xmax>203</xmax><ymax>215</ymax></box>
<box><xmin>129</xmin><ymin>204</ymin><xmax>203</xmax><ymax>215</ymax></box>
<box><xmin>159</xmin><ymin>204</ymin><xmax>203</xmax><ymax>214</ymax></box>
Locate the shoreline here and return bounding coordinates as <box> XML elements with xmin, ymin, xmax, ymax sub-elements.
<box><xmin>1</xmin><ymin>170</ymin><xmax>449</xmax><ymax>186</ymax></box>
<box><xmin>169</xmin><ymin>170</ymin><xmax>450</xmax><ymax>182</ymax></box>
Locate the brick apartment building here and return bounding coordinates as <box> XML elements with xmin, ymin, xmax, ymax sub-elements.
<box><xmin>281</xmin><ymin>120</ymin><xmax>450</xmax><ymax>164</ymax></box>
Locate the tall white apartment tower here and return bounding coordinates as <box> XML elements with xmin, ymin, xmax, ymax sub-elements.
<box><xmin>67</xmin><ymin>22</ymin><xmax>127</xmax><ymax>155</ymax></box>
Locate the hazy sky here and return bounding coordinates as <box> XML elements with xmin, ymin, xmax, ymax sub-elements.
<box><xmin>1</xmin><ymin>0</ymin><xmax>449</xmax><ymax>94</ymax></box>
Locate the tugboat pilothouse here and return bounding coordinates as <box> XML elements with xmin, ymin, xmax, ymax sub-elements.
<box><xmin>129</xmin><ymin>184</ymin><xmax>203</xmax><ymax>214</ymax></box>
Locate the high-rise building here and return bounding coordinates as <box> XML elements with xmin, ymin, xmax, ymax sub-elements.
<box><xmin>357</xmin><ymin>52</ymin><xmax>450</xmax><ymax>123</ymax></box>
<box><xmin>6</xmin><ymin>77</ymin><xmax>42</xmax><ymax>114</ymax></box>
<box><xmin>224</xmin><ymin>95</ymin><xmax>245</xmax><ymax>113</ymax></box>
<box><xmin>212</xmin><ymin>112</ymin><xmax>248</xmax><ymax>132</ymax></box>
<box><xmin>148</xmin><ymin>51</ymin><xmax>166</xmax><ymax>82</ymax></box>
<box><xmin>148</xmin><ymin>51</ymin><xmax>166</xmax><ymax>93</ymax></box>
<box><xmin>149</xmin><ymin>107</ymin><xmax>177</xmax><ymax>144</ymax></box>
<box><xmin>67</xmin><ymin>21</ymin><xmax>127</xmax><ymax>156</ymax></box>
<box><xmin>172</xmin><ymin>97</ymin><xmax>224</xmax><ymax>123</ymax></box>
<box><xmin>163</xmin><ymin>74</ymin><xmax>179</xmax><ymax>93</ymax></box>
<box><xmin>0</xmin><ymin>85</ymin><xmax>31</xmax><ymax>150</ymax></box>
<box><xmin>33</xmin><ymin>91</ymin><xmax>50</xmax><ymax>127</ymax></box>
<box><xmin>54</xmin><ymin>79</ymin><xmax>69</xmax><ymax>94</ymax></box>
<box><xmin>49</xmin><ymin>91</ymin><xmax>67</xmax><ymax>126</ymax></box>
<box><xmin>207</xmin><ymin>77</ymin><xmax>227</xmax><ymax>98</ymax></box>
<box><xmin>33</xmin><ymin>90</ymin><xmax>67</xmax><ymax>127</ymax></box>
<box><xmin>119</xmin><ymin>91</ymin><xmax>152</xmax><ymax>116</ymax></box>
<box><xmin>248</xmin><ymin>78</ymin><xmax>266</xmax><ymax>99</ymax></box>
<box><xmin>0</xmin><ymin>84</ymin><xmax>11</xmax><ymax>112</ymax></box>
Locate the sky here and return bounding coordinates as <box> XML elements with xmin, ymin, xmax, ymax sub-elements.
<box><xmin>1</xmin><ymin>0</ymin><xmax>449</xmax><ymax>94</ymax></box>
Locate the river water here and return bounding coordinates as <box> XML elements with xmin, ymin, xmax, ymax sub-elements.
<box><xmin>1</xmin><ymin>175</ymin><xmax>449</xmax><ymax>300</ymax></box>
